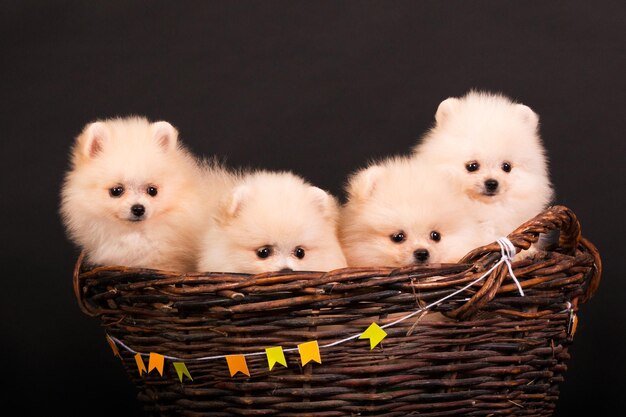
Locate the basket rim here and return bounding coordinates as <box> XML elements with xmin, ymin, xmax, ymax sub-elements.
<box><xmin>73</xmin><ymin>204</ymin><xmax>602</xmax><ymax>320</ymax></box>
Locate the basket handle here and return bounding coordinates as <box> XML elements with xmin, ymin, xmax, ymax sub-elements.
<box><xmin>578</xmin><ymin>236</ymin><xmax>602</xmax><ymax>303</ymax></box>
<box><xmin>451</xmin><ymin>205</ymin><xmax>601</xmax><ymax>319</ymax></box>
<box><xmin>73</xmin><ymin>252</ymin><xmax>100</xmax><ymax>317</ymax></box>
<box><xmin>515</xmin><ymin>205</ymin><xmax>601</xmax><ymax>302</ymax></box>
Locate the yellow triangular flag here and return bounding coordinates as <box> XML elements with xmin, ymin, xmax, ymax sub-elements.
<box><xmin>134</xmin><ymin>353</ymin><xmax>147</xmax><ymax>376</ymax></box>
<box><xmin>226</xmin><ymin>355</ymin><xmax>250</xmax><ymax>377</ymax></box>
<box><xmin>298</xmin><ymin>341</ymin><xmax>321</xmax><ymax>366</ymax></box>
<box><xmin>105</xmin><ymin>334</ymin><xmax>120</xmax><ymax>358</ymax></box>
<box><xmin>148</xmin><ymin>352</ymin><xmax>165</xmax><ymax>376</ymax></box>
<box><xmin>359</xmin><ymin>322</ymin><xmax>387</xmax><ymax>349</ymax></box>
<box><xmin>265</xmin><ymin>346</ymin><xmax>287</xmax><ymax>371</ymax></box>
<box><xmin>173</xmin><ymin>362</ymin><xmax>193</xmax><ymax>382</ymax></box>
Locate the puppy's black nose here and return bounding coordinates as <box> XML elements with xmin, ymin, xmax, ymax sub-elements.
<box><xmin>279</xmin><ymin>268</ymin><xmax>293</xmax><ymax>273</ymax></box>
<box><xmin>485</xmin><ymin>179</ymin><xmax>499</xmax><ymax>192</ymax></box>
<box><xmin>414</xmin><ymin>249</ymin><xmax>430</xmax><ymax>263</ymax></box>
<box><xmin>131</xmin><ymin>204</ymin><xmax>145</xmax><ymax>217</ymax></box>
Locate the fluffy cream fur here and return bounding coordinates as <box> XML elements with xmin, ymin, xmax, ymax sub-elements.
<box><xmin>60</xmin><ymin>116</ymin><xmax>210</xmax><ymax>272</ymax></box>
<box><xmin>412</xmin><ymin>90</ymin><xmax>554</xmax><ymax>239</ymax></box>
<box><xmin>197</xmin><ymin>171</ymin><xmax>347</xmax><ymax>274</ymax></box>
<box><xmin>339</xmin><ymin>156</ymin><xmax>487</xmax><ymax>267</ymax></box>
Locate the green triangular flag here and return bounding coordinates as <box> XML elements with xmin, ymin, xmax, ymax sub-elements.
<box><xmin>173</xmin><ymin>362</ymin><xmax>193</xmax><ymax>382</ymax></box>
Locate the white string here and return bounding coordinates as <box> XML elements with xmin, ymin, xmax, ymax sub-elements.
<box><xmin>497</xmin><ymin>237</ymin><xmax>524</xmax><ymax>297</ymax></box>
<box><xmin>107</xmin><ymin>238</ymin><xmax>524</xmax><ymax>362</ymax></box>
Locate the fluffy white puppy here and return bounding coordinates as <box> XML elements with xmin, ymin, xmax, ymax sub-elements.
<box><xmin>60</xmin><ymin>116</ymin><xmax>208</xmax><ymax>272</ymax></box>
<box><xmin>197</xmin><ymin>171</ymin><xmax>347</xmax><ymax>274</ymax></box>
<box><xmin>339</xmin><ymin>156</ymin><xmax>487</xmax><ymax>267</ymax></box>
<box><xmin>412</xmin><ymin>90</ymin><xmax>554</xmax><ymax>239</ymax></box>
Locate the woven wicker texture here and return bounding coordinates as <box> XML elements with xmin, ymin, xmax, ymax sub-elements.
<box><xmin>74</xmin><ymin>205</ymin><xmax>601</xmax><ymax>416</ymax></box>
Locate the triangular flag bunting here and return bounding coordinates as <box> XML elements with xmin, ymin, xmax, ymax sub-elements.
<box><xmin>265</xmin><ymin>346</ymin><xmax>287</xmax><ymax>371</ymax></box>
<box><xmin>105</xmin><ymin>334</ymin><xmax>120</xmax><ymax>358</ymax></box>
<box><xmin>134</xmin><ymin>353</ymin><xmax>147</xmax><ymax>376</ymax></box>
<box><xmin>226</xmin><ymin>355</ymin><xmax>250</xmax><ymax>377</ymax></box>
<box><xmin>298</xmin><ymin>341</ymin><xmax>321</xmax><ymax>366</ymax></box>
<box><xmin>173</xmin><ymin>362</ymin><xmax>193</xmax><ymax>382</ymax></box>
<box><xmin>148</xmin><ymin>352</ymin><xmax>165</xmax><ymax>376</ymax></box>
<box><xmin>359</xmin><ymin>322</ymin><xmax>387</xmax><ymax>349</ymax></box>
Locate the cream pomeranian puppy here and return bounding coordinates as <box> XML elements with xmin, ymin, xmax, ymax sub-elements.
<box><xmin>339</xmin><ymin>156</ymin><xmax>487</xmax><ymax>267</ymax></box>
<box><xmin>412</xmin><ymin>90</ymin><xmax>554</xmax><ymax>239</ymax></box>
<box><xmin>60</xmin><ymin>116</ymin><xmax>210</xmax><ymax>272</ymax></box>
<box><xmin>197</xmin><ymin>170</ymin><xmax>347</xmax><ymax>274</ymax></box>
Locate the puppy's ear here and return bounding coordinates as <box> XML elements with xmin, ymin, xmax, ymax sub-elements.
<box><xmin>215</xmin><ymin>185</ymin><xmax>248</xmax><ymax>224</ymax></box>
<box><xmin>346</xmin><ymin>165</ymin><xmax>383</xmax><ymax>202</ymax></box>
<box><xmin>435</xmin><ymin>97</ymin><xmax>459</xmax><ymax>125</ymax></box>
<box><xmin>309</xmin><ymin>187</ymin><xmax>340</xmax><ymax>220</ymax></box>
<box><xmin>515</xmin><ymin>104</ymin><xmax>539</xmax><ymax>127</ymax></box>
<box><xmin>152</xmin><ymin>121</ymin><xmax>179</xmax><ymax>152</ymax></box>
<box><xmin>76</xmin><ymin>121</ymin><xmax>108</xmax><ymax>161</ymax></box>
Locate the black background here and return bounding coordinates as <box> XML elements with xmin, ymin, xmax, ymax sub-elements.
<box><xmin>1</xmin><ymin>1</ymin><xmax>624</xmax><ymax>416</ymax></box>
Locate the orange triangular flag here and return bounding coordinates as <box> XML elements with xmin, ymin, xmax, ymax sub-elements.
<box><xmin>226</xmin><ymin>355</ymin><xmax>250</xmax><ymax>377</ymax></box>
<box><xmin>298</xmin><ymin>341</ymin><xmax>321</xmax><ymax>366</ymax></box>
<box><xmin>148</xmin><ymin>352</ymin><xmax>165</xmax><ymax>376</ymax></box>
<box><xmin>105</xmin><ymin>334</ymin><xmax>120</xmax><ymax>358</ymax></box>
<box><xmin>134</xmin><ymin>353</ymin><xmax>147</xmax><ymax>376</ymax></box>
<box><xmin>570</xmin><ymin>313</ymin><xmax>579</xmax><ymax>337</ymax></box>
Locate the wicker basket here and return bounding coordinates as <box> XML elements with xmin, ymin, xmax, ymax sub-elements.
<box><xmin>74</xmin><ymin>205</ymin><xmax>601</xmax><ymax>417</ymax></box>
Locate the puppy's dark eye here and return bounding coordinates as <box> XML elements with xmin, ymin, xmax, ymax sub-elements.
<box><xmin>294</xmin><ymin>247</ymin><xmax>305</xmax><ymax>259</ymax></box>
<box><xmin>430</xmin><ymin>231</ymin><xmax>441</xmax><ymax>242</ymax></box>
<box><xmin>501</xmin><ymin>162</ymin><xmax>512</xmax><ymax>173</ymax></box>
<box><xmin>390</xmin><ymin>231</ymin><xmax>406</xmax><ymax>243</ymax></box>
<box><xmin>147</xmin><ymin>186</ymin><xmax>158</xmax><ymax>197</ymax></box>
<box><xmin>465</xmin><ymin>162</ymin><xmax>480</xmax><ymax>172</ymax></box>
<box><xmin>256</xmin><ymin>246</ymin><xmax>273</xmax><ymax>259</ymax></box>
<box><xmin>109</xmin><ymin>186</ymin><xmax>124</xmax><ymax>197</ymax></box>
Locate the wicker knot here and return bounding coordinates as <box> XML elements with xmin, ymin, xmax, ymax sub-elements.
<box><xmin>497</xmin><ymin>237</ymin><xmax>524</xmax><ymax>297</ymax></box>
<box><xmin>447</xmin><ymin>236</ymin><xmax>523</xmax><ymax>320</ymax></box>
